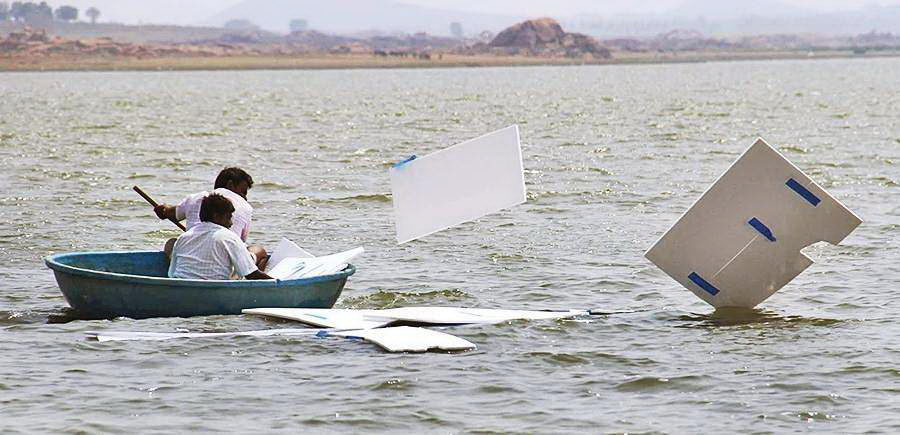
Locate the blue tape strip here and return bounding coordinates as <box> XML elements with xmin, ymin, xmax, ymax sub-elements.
<box><xmin>315</xmin><ymin>330</ymin><xmax>330</xmax><ymax>338</ymax></box>
<box><xmin>688</xmin><ymin>272</ymin><xmax>720</xmax><ymax>296</ymax></box>
<box><xmin>748</xmin><ymin>217</ymin><xmax>776</xmax><ymax>242</ymax></box>
<box><xmin>786</xmin><ymin>178</ymin><xmax>820</xmax><ymax>206</ymax></box>
<box><xmin>393</xmin><ymin>155</ymin><xmax>417</xmax><ymax>168</ymax></box>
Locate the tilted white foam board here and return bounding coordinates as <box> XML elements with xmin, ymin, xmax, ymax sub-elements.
<box><xmin>645</xmin><ymin>138</ymin><xmax>862</xmax><ymax>309</ymax></box>
<box><xmin>243</xmin><ymin>307</ymin><xmax>587</xmax><ymax>328</ymax></box>
<box><xmin>332</xmin><ymin>326</ymin><xmax>476</xmax><ymax>352</ymax></box>
<box><xmin>266</xmin><ymin>238</ymin><xmax>314</xmax><ymax>272</ymax></box>
<box><xmin>390</xmin><ymin>125</ymin><xmax>526</xmax><ymax>244</ymax></box>
<box><xmin>242</xmin><ymin>308</ymin><xmax>394</xmax><ymax>330</ymax></box>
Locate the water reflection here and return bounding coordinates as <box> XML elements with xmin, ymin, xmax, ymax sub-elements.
<box><xmin>675</xmin><ymin>307</ymin><xmax>842</xmax><ymax>328</ymax></box>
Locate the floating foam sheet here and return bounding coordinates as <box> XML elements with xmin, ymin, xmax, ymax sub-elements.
<box><xmin>390</xmin><ymin>125</ymin><xmax>526</xmax><ymax>244</ymax></box>
<box><xmin>331</xmin><ymin>326</ymin><xmax>476</xmax><ymax>352</ymax></box>
<box><xmin>243</xmin><ymin>307</ymin><xmax>587</xmax><ymax>329</ymax></box>
<box><xmin>645</xmin><ymin>138</ymin><xmax>862</xmax><ymax>308</ymax></box>
<box><xmin>87</xmin><ymin>327</ymin><xmax>475</xmax><ymax>353</ymax></box>
<box><xmin>90</xmin><ymin>308</ymin><xmax>588</xmax><ymax>352</ymax></box>
<box><xmin>86</xmin><ymin>328</ymin><xmax>322</xmax><ymax>343</ymax></box>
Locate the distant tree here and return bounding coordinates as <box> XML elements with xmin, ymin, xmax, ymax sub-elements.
<box><xmin>450</xmin><ymin>22</ymin><xmax>463</xmax><ymax>38</ymax></box>
<box><xmin>85</xmin><ymin>6</ymin><xmax>99</xmax><ymax>24</ymax></box>
<box><xmin>9</xmin><ymin>1</ymin><xmax>21</xmax><ymax>21</ymax></box>
<box><xmin>54</xmin><ymin>5</ymin><xmax>77</xmax><ymax>22</ymax></box>
<box><xmin>0</xmin><ymin>2</ymin><xmax>9</xmax><ymax>21</ymax></box>
<box><xmin>9</xmin><ymin>1</ymin><xmax>51</xmax><ymax>24</ymax></box>
<box><xmin>33</xmin><ymin>1</ymin><xmax>51</xmax><ymax>22</ymax></box>
<box><xmin>224</xmin><ymin>18</ymin><xmax>259</xmax><ymax>31</ymax></box>
<box><xmin>289</xmin><ymin>18</ymin><xmax>307</xmax><ymax>32</ymax></box>
<box><xmin>10</xmin><ymin>1</ymin><xmax>31</xmax><ymax>22</ymax></box>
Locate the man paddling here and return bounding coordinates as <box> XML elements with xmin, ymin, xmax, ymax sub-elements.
<box><xmin>154</xmin><ymin>167</ymin><xmax>268</xmax><ymax>271</ymax></box>
<box><xmin>168</xmin><ymin>193</ymin><xmax>273</xmax><ymax>280</ymax></box>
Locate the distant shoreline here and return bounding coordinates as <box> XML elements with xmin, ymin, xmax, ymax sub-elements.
<box><xmin>2</xmin><ymin>49</ymin><xmax>899</xmax><ymax>72</ymax></box>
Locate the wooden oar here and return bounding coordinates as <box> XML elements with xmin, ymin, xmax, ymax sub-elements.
<box><xmin>133</xmin><ymin>186</ymin><xmax>187</xmax><ymax>231</ymax></box>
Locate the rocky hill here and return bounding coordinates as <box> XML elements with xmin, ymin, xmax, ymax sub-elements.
<box><xmin>465</xmin><ymin>18</ymin><xmax>611</xmax><ymax>59</ymax></box>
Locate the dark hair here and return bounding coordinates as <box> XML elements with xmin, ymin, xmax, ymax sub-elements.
<box><xmin>214</xmin><ymin>167</ymin><xmax>254</xmax><ymax>190</ymax></box>
<box><xmin>199</xmin><ymin>193</ymin><xmax>235</xmax><ymax>222</ymax></box>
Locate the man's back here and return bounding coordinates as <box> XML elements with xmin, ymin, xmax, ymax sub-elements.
<box><xmin>168</xmin><ymin>221</ymin><xmax>258</xmax><ymax>280</ymax></box>
<box><xmin>177</xmin><ymin>188</ymin><xmax>253</xmax><ymax>241</ymax></box>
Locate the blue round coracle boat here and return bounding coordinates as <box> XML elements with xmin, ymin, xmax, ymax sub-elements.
<box><xmin>45</xmin><ymin>251</ymin><xmax>355</xmax><ymax>319</ymax></box>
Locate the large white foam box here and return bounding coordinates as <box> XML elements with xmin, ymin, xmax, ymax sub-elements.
<box><xmin>645</xmin><ymin>138</ymin><xmax>862</xmax><ymax>309</ymax></box>
<box><xmin>390</xmin><ymin>125</ymin><xmax>526</xmax><ymax>244</ymax></box>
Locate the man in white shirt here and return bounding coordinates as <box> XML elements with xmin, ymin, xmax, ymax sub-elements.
<box><xmin>154</xmin><ymin>167</ymin><xmax>267</xmax><ymax>271</ymax></box>
<box><xmin>168</xmin><ymin>193</ymin><xmax>273</xmax><ymax>280</ymax></box>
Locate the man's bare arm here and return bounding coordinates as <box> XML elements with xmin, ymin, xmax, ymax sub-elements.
<box><xmin>154</xmin><ymin>204</ymin><xmax>178</xmax><ymax>221</ymax></box>
<box><xmin>245</xmin><ymin>270</ymin><xmax>274</xmax><ymax>280</ymax></box>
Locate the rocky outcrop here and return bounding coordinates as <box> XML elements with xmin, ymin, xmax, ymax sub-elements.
<box><xmin>487</xmin><ymin>18</ymin><xmax>611</xmax><ymax>58</ymax></box>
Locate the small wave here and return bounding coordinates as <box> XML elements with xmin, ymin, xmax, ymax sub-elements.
<box><xmin>767</xmin><ymin>382</ymin><xmax>821</xmax><ymax>392</ymax></box>
<box><xmin>837</xmin><ymin>365</ymin><xmax>899</xmax><ymax>377</ymax></box>
<box><xmin>32</xmin><ymin>169</ymin><xmax>109</xmax><ymax>182</ymax></box>
<box><xmin>783</xmin><ymin>410</ymin><xmax>839</xmax><ymax>422</ymax></box>
<box><xmin>0</xmin><ymin>309</ymin><xmax>49</xmax><ymax>325</ymax></box>
<box><xmin>478</xmin><ymin>385</ymin><xmax>523</xmax><ymax>394</ymax></box>
<box><xmin>781</xmin><ymin>146</ymin><xmax>809</xmax><ymax>154</ymax></box>
<box><xmin>142</xmin><ymin>229</ymin><xmax>180</xmax><ymax>238</ymax></box>
<box><xmin>615</xmin><ymin>375</ymin><xmax>708</xmax><ymax>392</ymax></box>
<box><xmin>486</xmin><ymin>252</ymin><xmax>531</xmax><ymax>263</ymax></box>
<box><xmin>560</xmin><ymin>166</ymin><xmax>614</xmax><ymax>175</ymax></box>
<box><xmin>1</xmin><ymin>307</ymin><xmax>88</xmax><ymax>325</ymax></box>
<box><xmin>187</xmin><ymin>131</ymin><xmax>226</xmax><ymax>137</ymax></box>
<box><xmin>870</xmin><ymin>176</ymin><xmax>898</xmax><ymax>187</ymax></box>
<box><xmin>793</xmin><ymin>393</ymin><xmax>848</xmax><ymax>405</ymax></box>
<box><xmin>370</xmin><ymin>378</ymin><xmax>414</xmax><ymax>391</ymax></box>
<box><xmin>527</xmin><ymin>351</ymin><xmax>590</xmax><ymax>366</ymax></box>
<box><xmin>351</xmin><ymin>148</ymin><xmax>377</xmax><ymax>155</ymax></box>
<box><xmin>651</xmin><ymin>132</ymin><xmax>681</xmax><ymax>141</ymax></box>
<box><xmin>326</xmin><ymin>193</ymin><xmax>392</xmax><ymax>203</ymax></box>
<box><xmin>339</xmin><ymin>288</ymin><xmax>474</xmax><ymax>308</ymax></box>
<box><xmin>257</xmin><ymin>181</ymin><xmax>289</xmax><ymax>189</ymax></box>
<box><xmin>526</xmin><ymin>189</ymin><xmax>616</xmax><ymax>202</ymax></box>
<box><xmin>76</xmin><ymin>124</ymin><xmax>118</xmax><ymax>130</ymax></box>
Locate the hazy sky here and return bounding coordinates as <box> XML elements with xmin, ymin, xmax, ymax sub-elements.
<box><xmin>38</xmin><ymin>0</ymin><xmax>900</xmax><ymax>25</ymax></box>
<box><xmin>404</xmin><ymin>0</ymin><xmax>900</xmax><ymax>16</ymax></box>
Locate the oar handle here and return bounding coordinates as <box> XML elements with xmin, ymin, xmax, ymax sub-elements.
<box><xmin>133</xmin><ymin>186</ymin><xmax>187</xmax><ymax>232</ymax></box>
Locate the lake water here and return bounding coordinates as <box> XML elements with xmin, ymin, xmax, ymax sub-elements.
<box><xmin>0</xmin><ymin>58</ymin><xmax>898</xmax><ymax>433</ymax></box>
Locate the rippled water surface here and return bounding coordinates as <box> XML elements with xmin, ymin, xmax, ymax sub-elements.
<box><xmin>1</xmin><ymin>59</ymin><xmax>898</xmax><ymax>433</ymax></box>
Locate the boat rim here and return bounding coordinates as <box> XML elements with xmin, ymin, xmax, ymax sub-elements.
<box><xmin>44</xmin><ymin>250</ymin><xmax>356</xmax><ymax>288</ymax></box>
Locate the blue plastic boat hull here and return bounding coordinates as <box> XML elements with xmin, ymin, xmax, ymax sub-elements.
<box><xmin>45</xmin><ymin>251</ymin><xmax>354</xmax><ymax>319</ymax></box>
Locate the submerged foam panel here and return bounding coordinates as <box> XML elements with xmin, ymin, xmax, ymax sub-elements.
<box><xmin>332</xmin><ymin>326</ymin><xmax>476</xmax><ymax>352</ymax></box>
<box><xmin>390</xmin><ymin>125</ymin><xmax>526</xmax><ymax>244</ymax></box>
<box><xmin>645</xmin><ymin>138</ymin><xmax>862</xmax><ymax>308</ymax></box>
